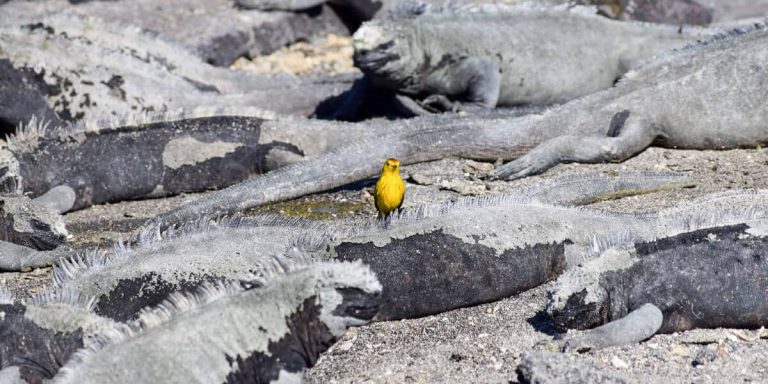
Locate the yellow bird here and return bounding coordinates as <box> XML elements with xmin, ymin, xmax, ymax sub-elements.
<box><xmin>374</xmin><ymin>158</ymin><xmax>405</xmax><ymax>218</ymax></box>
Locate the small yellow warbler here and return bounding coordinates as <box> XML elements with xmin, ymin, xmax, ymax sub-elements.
<box><xmin>374</xmin><ymin>158</ymin><xmax>405</xmax><ymax>217</ymax></box>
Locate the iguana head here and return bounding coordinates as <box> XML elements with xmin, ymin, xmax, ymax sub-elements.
<box><xmin>309</xmin><ymin>261</ymin><xmax>383</xmax><ymax>337</ymax></box>
<box><xmin>547</xmin><ymin>246</ymin><xmax>637</xmax><ymax>331</ymax></box>
<box><xmin>352</xmin><ymin>22</ymin><xmax>408</xmax><ymax>81</ymax></box>
<box><xmin>0</xmin><ymin>194</ymin><xmax>68</xmax><ymax>251</ymax></box>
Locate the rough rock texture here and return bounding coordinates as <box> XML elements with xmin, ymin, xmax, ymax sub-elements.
<box><xmin>516</xmin><ymin>352</ymin><xmax>629</xmax><ymax>384</ymax></box>
<box><xmin>232</xmin><ymin>34</ymin><xmax>355</xmax><ymax>76</ymax></box>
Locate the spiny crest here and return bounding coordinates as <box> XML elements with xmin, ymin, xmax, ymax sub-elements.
<box><xmin>660</xmin><ymin>205</ymin><xmax>768</xmax><ymax>236</ymax></box>
<box><xmin>620</xmin><ymin>21</ymin><xmax>768</xmax><ymax>84</ymax></box>
<box><xmin>53</xmin><ymin>248</ymin><xmax>110</xmax><ymax>287</ymax></box>
<box><xmin>372</xmin><ymin>192</ymin><xmax>650</xmax><ymax>232</ymax></box>
<box><xmin>133</xmin><ymin>280</ymin><xmax>246</xmax><ymax>330</ymax></box>
<box><xmin>657</xmin><ymin>189</ymin><xmax>768</xmax><ymax>233</ymax></box>
<box><xmin>587</xmin><ymin>230</ymin><xmax>636</xmax><ymax>259</ymax></box>
<box><xmin>138</xmin><ymin>214</ymin><xmax>247</xmax><ymax>246</ymax></box>
<box><xmin>28</xmin><ymin>288</ymin><xmax>97</xmax><ymax>312</ymax></box>
<box><xmin>519</xmin><ymin>171</ymin><xmax>691</xmax><ymax>203</ymax></box>
<box><xmin>388</xmin><ymin>1</ymin><xmax>596</xmax><ymax>19</ymax></box>
<box><xmin>139</xmin><ymin>213</ymin><xmax>331</xmax><ymax>246</ymax></box>
<box><xmin>54</xmin><ymin>213</ymin><xmax>330</xmax><ymax>287</ymax></box>
<box><xmin>7</xmin><ymin>106</ymin><xmax>277</xmax><ymax>151</ymax></box>
<box><xmin>53</xmin><ymin>257</ymin><xmax>330</xmax><ymax>382</ymax></box>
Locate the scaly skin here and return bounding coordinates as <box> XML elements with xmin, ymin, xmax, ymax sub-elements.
<box><xmin>0</xmin><ymin>0</ymin><xmax>348</xmax><ymax>66</ymax></box>
<box><xmin>51</xmin><ymin>261</ymin><xmax>382</xmax><ymax>384</ymax></box>
<box><xmin>147</xmin><ymin>26</ymin><xmax>768</xmax><ymax>227</ymax></box>
<box><xmin>0</xmin><ymin>194</ymin><xmax>67</xmax><ymax>252</ymax></box>
<box><xmin>0</xmin><ymin>290</ymin><xmax>118</xmax><ymax>383</ymax></box>
<box><xmin>492</xmin><ymin>24</ymin><xmax>768</xmax><ymax>180</ymax></box>
<box><xmin>351</xmin><ymin>4</ymin><xmax>717</xmax><ymax>113</ymax></box>
<box><xmin>547</xmin><ymin>221</ymin><xmax>768</xmax><ymax>351</ymax></box>
<box><xmin>579</xmin><ymin>0</ymin><xmax>712</xmax><ymax>24</ymax></box>
<box><xmin>0</xmin><ymin>109</ymin><xmax>384</xmax><ymax>213</ymax></box>
<box><xmin>0</xmin><ymin>12</ymin><xmax>355</xmax><ymax>132</ymax></box>
<box><xmin>52</xmin><ymin>172</ymin><xmax>700</xmax><ymax>321</ymax></box>
<box><xmin>235</xmin><ymin>0</ymin><xmax>715</xmax><ymax>25</ymax></box>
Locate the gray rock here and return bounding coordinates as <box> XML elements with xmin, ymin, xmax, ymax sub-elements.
<box><xmin>516</xmin><ymin>352</ymin><xmax>628</xmax><ymax>384</ymax></box>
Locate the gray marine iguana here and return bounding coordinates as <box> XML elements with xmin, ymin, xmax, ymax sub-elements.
<box><xmin>328</xmin><ymin>188</ymin><xmax>768</xmax><ymax>320</ymax></box>
<box><xmin>0</xmin><ymin>12</ymin><xmax>355</xmax><ymax>132</ymax></box>
<box><xmin>579</xmin><ymin>0</ymin><xmax>713</xmax><ymax>24</ymax></box>
<box><xmin>48</xmin><ymin>172</ymin><xmax>688</xmax><ymax>321</ymax></box>
<box><xmin>350</xmin><ymin>3</ymin><xmax>716</xmax><ymax>114</ymax></box>
<box><xmin>58</xmin><ymin>174</ymin><xmax>768</xmax><ymax>324</ymax></box>
<box><xmin>0</xmin><ymin>107</ymin><xmax>388</xmax><ymax>213</ymax></box>
<box><xmin>0</xmin><ymin>105</ymin><xmax>545</xmax><ymax>215</ymax></box>
<box><xmin>236</xmin><ymin>0</ymin><xmax>714</xmax><ymax>25</ymax></box>
<box><xmin>0</xmin><ymin>192</ymin><xmax>67</xmax><ymax>252</ymax></box>
<box><xmin>50</xmin><ymin>261</ymin><xmax>382</xmax><ymax>384</ymax></box>
<box><xmin>491</xmin><ymin>22</ymin><xmax>768</xmax><ymax>180</ymax></box>
<box><xmin>545</xmin><ymin>220</ymin><xmax>768</xmax><ymax>351</ymax></box>
<box><xmin>0</xmin><ymin>289</ymin><xmax>118</xmax><ymax>383</ymax></box>
<box><xmin>52</xmin><ymin>215</ymin><xmax>338</xmax><ymax>321</ymax></box>
<box><xmin>144</xmin><ymin>23</ymin><xmax>768</xmax><ymax>228</ymax></box>
<box><xmin>1</xmin><ymin>0</ymin><xmax>348</xmax><ymax>66</ymax></box>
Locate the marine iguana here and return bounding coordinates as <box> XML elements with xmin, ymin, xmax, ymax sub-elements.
<box><xmin>1</xmin><ymin>0</ymin><xmax>349</xmax><ymax>66</ymax></box>
<box><xmin>329</xmin><ymin>189</ymin><xmax>768</xmax><ymax>320</ymax></box>
<box><xmin>0</xmin><ymin>105</ymin><xmax>547</xmax><ymax>215</ymax></box>
<box><xmin>0</xmin><ymin>289</ymin><xmax>118</xmax><ymax>383</ymax></box>
<box><xmin>350</xmin><ymin>3</ymin><xmax>717</xmax><ymax>114</ymax></box>
<box><xmin>53</xmin><ymin>215</ymin><xmax>338</xmax><ymax>321</ymax></box>
<box><xmin>0</xmin><ymin>12</ymin><xmax>355</xmax><ymax>131</ymax></box>
<box><xmin>62</xmin><ymin>173</ymin><xmax>768</xmax><ymax>326</ymax></box>
<box><xmin>47</xmin><ymin>172</ymin><xmax>688</xmax><ymax>321</ymax></box>
<box><xmin>492</xmin><ymin>23</ymin><xmax>768</xmax><ymax>180</ymax></box>
<box><xmin>50</xmin><ymin>261</ymin><xmax>382</xmax><ymax>384</ymax></box>
<box><xmin>0</xmin><ymin>108</ymin><xmax>387</xmax><ymax>213</ymax></box>
<box><xmin>236</xmin><ymin>0</ymin><xmax>714</xmax><ymax>25</ymax></box>
<box><xmin>0</xmin><ymin>192</ymin><xmax>67</xmax><ymax>252</ymax></box>
<box><xmin>545</xmin><ymin>220</ymin><xmax>768</xmax><ymax>351</ymax></box>
<box><xmin>578</xmin><ymin>0</ymin><xmax>713</xmax><ymax>25</ymax></box>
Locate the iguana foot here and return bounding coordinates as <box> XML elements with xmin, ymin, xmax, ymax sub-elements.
<box><xmin>421</xmin><ymin>94</ymin><xmax>461</xmax><ymax>113</ymax></box>
<box><xmin>490</xmin><ymin>152</ymin><xmax>558</xmax><ymax>181</ymax></box>
<box><xmin>550</xmin><ymin>304</ymin><xmax>664</xmax><ymax>352</ymax></box>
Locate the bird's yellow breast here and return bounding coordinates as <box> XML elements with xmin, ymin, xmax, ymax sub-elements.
<box><xmin>375</xmin><ymin>171</ymin><xmax>405</xmax><ymax>215</ymax></box>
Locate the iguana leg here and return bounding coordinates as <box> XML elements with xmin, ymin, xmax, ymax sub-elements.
<box><xmin>0</xmin><ymin>241</ymin><xmax>72</xmax><ymax>271</ymax></box>
<box><xmin>393</xmin><ymin>94</ymin><xmax>436</xmax><ymax>116</ymax></box>
<box><xmin>423</xmin><ymin>56</ymin><xmax>501</xmax><ymax>112</ymax></box>
<box><xmin>492</xmin><ymin>113</ymin><xmax>658</xmax><ymax>180</ymax></box>
<box><xmin>556</xmin><ymin>304</ymin><xmax>663</xmax><ymax>352</ymax></box>
<box><xmin>235</xmin><ymin>0</ymin><xmax>326</xmax><ymax>11</ymax></box>
<box><xmin>33</xmin><ymin>185</ymin><xmax>76</xmax><ymax>214</ymax></box>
